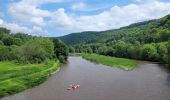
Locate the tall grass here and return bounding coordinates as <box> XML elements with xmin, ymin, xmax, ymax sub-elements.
<box><xmin>82</xmin><ymin>53</ymin><xmax>137</xmax><ymax>70</ymax></box>
<box><xmin>0</xmin><ymin>61</ymin><xmax>60</xmax><ymax>97</ymax></box>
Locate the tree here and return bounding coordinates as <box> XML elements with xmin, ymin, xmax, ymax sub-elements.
<box><xmin>115</xmin><ymin>41</ymin><xmax>128</xmax><ymax>57</ymax></box>
<box><xmin>1</xmin><ymin>35</ymin><xmax>22</xmax><ymax>46</ymax></box>
<box><xmin>141</xmin><ymin>44</ymin><xmax>158</xmax><ymax>61</ymax></box>
<box><xmin>22</xmin><ymin>41</ymin><xmax>47</xmax><ymax>63</ymax></box>
<box><xmin>0</xmin><ymin>45</ymin><xmax>10</xmax><ymax>60</ymax></box>
<box><xmin>2</xmin><ymin>36</ymin><xmax>15</xmax><ymax>46</ymax></box>
<box><xmin>157</xmin><ymin>44</ymin><xmax>168</xmax><ymax>63</ymax></box>
<box><xmin>0</xmin><ymin>41</ymin><xmax>3</xmax><ymax>45</ymax></box>
<box><xmin>53</xmin><ymin>39</ymin><xmax>68</xmax><ymax>63</ymax></box>
<box><xmin>127</xmin><ymin>45</ymin><xmax>140</xmax><ymax>59</ymax></box>
<box><xmin>160</xmin><ymin>29</ymin><xmax>170</xmax><ymax>41</ymax></box>
<box><xmin>9</xmin><ymin>45</ymin><xmax>23</xmax><ymax>62</ymax></box>
<box><xmin>20</xmin><ymin>38</ymin><xmax>55</xmax><ymax>63</ymax></box>
<box><xmin>86</xmin><ymin>47</ymin><xmax>93</xmax><ymax>54</ymax></box>
<box><xmin>98</xmin><ymin>45</ymin><xmax>108</xmax><ymax>55</ymax></box>
<box><xmin>69</xmin><ymin>46</ymin><xmax>75</xmax><ymax>53</ymax></box>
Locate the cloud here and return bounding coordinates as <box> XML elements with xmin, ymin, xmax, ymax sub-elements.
<box><xmin>21</xmin><ymin>0</ymin><xmax>63</xmax><ymax>5</ymax></box>
<box><xmin>8</xmin><ymin>0</ymin><xmax>63</xmax><ymax>26</ymax></box>
<box><xmin>71</xmin><ymin>2</ymin><xmax>87</xmax><ymax>11</ymax></box>
<box><xmin>70</xmin><ymin>2</ymin><xmax>111</xmax><ymax>12</ymax></box>
<box><xmin>50</xmin><ymin>8</ymin><xmax>73</xmax><ymax>28</ymax></box>
<box><xmin>30</xmin><ymin>17</ymin><xmax>46</xmax><ymax>26</ymax></box>
<box><xmin>0</xmin><ymin>19</ymin><xmax>3</xmax><ymax>25</ymax></box>
<box><xmin>0</xmin><ymin>18</ymin><xmax>48</xmax><ymax>36</ymax></box>
<box><xmin>7</xmin><ymin>0</ymin><xmax>170</xmax><ymax>36</ymax></box>
<box><xmin>50</xmin><ymin>0</ymin><xmax>170</xmax><ymax>33</ymax></box>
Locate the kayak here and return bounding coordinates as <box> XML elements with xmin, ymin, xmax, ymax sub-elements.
<box><xmin>67</xmin><ymin>84</ymin><xmax>80</xmax><ymax>90</ymax></box>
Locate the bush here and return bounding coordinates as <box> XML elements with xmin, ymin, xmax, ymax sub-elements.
<box><xmin>0</xmin><ymin>45</ymin><xmax>10</xmax><ymax>60</ymax></box>
<box><xmin>140</xmin><ymin>44</ymin><xmax>158</xmax><ymax>61</ymax></box>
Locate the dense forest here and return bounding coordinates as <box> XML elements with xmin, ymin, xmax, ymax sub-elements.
<box><xmin>59</xmin><ymin>14</ymin><xmax>170</xmax><ymax>65</ymax></box>
<box><xmin>0</xmin><ymin>27</ymin><xmax>68</xmax><ymax>64</ymax></box>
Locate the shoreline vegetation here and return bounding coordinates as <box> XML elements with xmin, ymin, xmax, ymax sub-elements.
<box><xmin>0</xmin><ymin>60</ymin><xmax>60</xmax><ymax>97</ymax></box>
<box><xmin>61</xmin><ymin>14</ymin><xmax>170</xmax><ymax>66</ymax></box>
<box><xmin>0</xmin><ymin>27</ymin><xmax>69</xmax><ymax>98</ymax></box>
<box><xmin>81</xmin><ymin>53</ymin><xmax>137</xmax><ymax>70</ymax></box>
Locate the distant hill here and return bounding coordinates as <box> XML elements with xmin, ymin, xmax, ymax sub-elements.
<box><xmin>59</xmin><ymin>14</ymin><xmax>170</xmax><ymax>45</ymax></box>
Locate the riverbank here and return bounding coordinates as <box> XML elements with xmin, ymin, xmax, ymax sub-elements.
<box><xmin>1</xmin><ymin>57</ymin><xmax>169</xmax><ymax>100</ymax></box>
<box><xmin>82</xmin><ymin>53</ymin><xmax>137</xmax><ymax>70</ymax></box>
<box><xmin>0</xmin><ymin>60</ymin><xmax>60</xmax><ymax>97</ymax></box>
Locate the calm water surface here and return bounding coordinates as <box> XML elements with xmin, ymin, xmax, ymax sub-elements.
<box><xmin>1</xmin><ymin>56</ymin><xmax>170</xmax><ymax>100</ymax></box>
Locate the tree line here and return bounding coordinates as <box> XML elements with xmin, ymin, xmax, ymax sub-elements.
<box><xmin>69</xmin><ymin>41</ymin><xmax>170</xmax><ymax>65</ymax></box>
<box><xmin>0</xmin><ymin>27</ymin><xmax>68</xmax><ymax>64</ymax></box>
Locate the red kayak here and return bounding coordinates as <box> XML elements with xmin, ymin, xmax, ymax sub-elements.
<box><xmin>67</xmin><ymin>85</ymin><xmax>80</xmax><ymax>90</ymax></box>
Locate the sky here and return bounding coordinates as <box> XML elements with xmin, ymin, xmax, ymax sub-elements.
<box><xmin>0</xmin><ymin>0</ymin><xmax>170</xmax><ymax>37</ymax></box>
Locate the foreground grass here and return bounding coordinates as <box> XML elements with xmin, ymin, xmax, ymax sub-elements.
<box><xmin>0</xmin><ymin>60</ymin><xmax>60</xmax><ymax>97</ymax></box>
<box><xmin>82</xmin><ymin>53</ymin><xmax>137</xmax><ymax>70</ymax></box>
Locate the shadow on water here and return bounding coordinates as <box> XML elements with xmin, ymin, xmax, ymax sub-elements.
<box><xmin>157</xmin><ymin>64</ymin><xmax>170</xmax><ymax>86</ymax></box>
<box><xmin>166</xmin><ymin>75</ymin><xmax>170</xmax><ymax>86</ymax></box>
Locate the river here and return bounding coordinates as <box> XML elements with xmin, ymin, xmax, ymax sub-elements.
<box><xmin>1</xmin><ymin>56</ymin><xmax>170</xmax><ymax>100</ymax></box>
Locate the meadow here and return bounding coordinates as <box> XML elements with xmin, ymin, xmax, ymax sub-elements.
<box><xmin>0</xmin><ymin>60</ymin><xmax>60</xmax><ymax>97</ymax></box>
<box><xmin>82</xmin><ymin>53</ymin><xmax>137</xmax><ymax>70</ymax></box>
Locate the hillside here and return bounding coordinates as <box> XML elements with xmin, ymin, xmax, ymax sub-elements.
<box><xmin>59</xmin><ymin>14</ymin><xmax>170</xmax><ymax>65</ymax></box>
<box><xmin>59</xmin><ymin>14</ymin><xmax>170</xmax><ymax>45</ymax></box>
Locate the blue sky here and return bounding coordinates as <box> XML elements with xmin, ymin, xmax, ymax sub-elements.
<box><xmin>0</xmin><ymin>0</ymin><xmax>170</xmax><ymax>37</ymax></box>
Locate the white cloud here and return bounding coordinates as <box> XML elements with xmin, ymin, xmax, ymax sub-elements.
<box><xmin>71</xmin><ymin>2</ymin><xmax>111</xmax><ymax>12</ymax></box>
<box><xmin>21</xmin><ymin>0</ymin><xmax>63</xmax><ymax>5</ymax></box>
<box><xmin>71</xmin><ymin>2</ymin><xmax>87</xmax><ymax>11</ymax></box>
<box><xmin>0</xmin><ymin>19</ymin><xmax>3</xmax><ymax>25</ymax></box>
<box><xmin>50</xmin><ymin>0</ymin><xmax>170</xmax><ymax>33</ymax></box>
<box><xmin>50</xmin><ymin>8</ymin><xmax>73</xmax><ymax>28</ymax></box>
<box><xmin>0</xmin><ymin>19</ymin><xmax>48</xmax><ymax>36</ymax></box>
<box><xmin>32</xmin><ymin>26</ymin><xmax>48</xmax><ymax>36</ymax></box>
<box><xmin>7</xmin><ymin>0</ymin><xmax>170</xmax><ymax>36</ymax></box>
<box><xmin>30</xmin><ymin>17</ymin><xmax>46</xmax><ymax>26</ymax></box>
<box><xmin>8</xmin><ymin>0</ymin><xmax>63</xmax><ymax>26</ymax></box>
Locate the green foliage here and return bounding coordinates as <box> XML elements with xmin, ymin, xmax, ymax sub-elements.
<box><xmin>20</xmin><ymin>38</ymin><xmax>54</xmax><ymax>63</ymax></box>
<box><xmin>0</xmin><ymin>61</ymin><xmax>60</xmax><ymax>97</ymax></box>
<box><xmin>60</xmin><ymin>15</ymin><xmax>170</xmax><ymax>45</ymax></box>
<box><xmin>0</xmin><ymin>41</ymin><xmax>4</xmax><ymax>45</ymax></box>
<box><xmin>53</xmin><ymin>38</ymin><xmax>68</xmax><ymax>63</ymax></box>
<box><xmin>60</xmin><ymin>14</ymin><xmax>170</xmax><ymax>65</ymax></box>
<box><xmin>0</xmin><ymin>27</ymin><xmax>68</xmax><ymax>64</ymax></box>
<box><xmin>68</xmin><ymin>46</ymin><xmax>75</xmax><ymax>53</ymax></box>
<box><xmin>82</xmin><ymin>53</ymin><xmax>137</xmax><ymax>70</ymax></box>
<box><xmin>114</xmin><ymin>41</ymin><xmax>128</xmax><ymax>57</ymax></box>
<box><xmin>141</xmin><ymin>44</ymin><xmax>158</xmax><ymax>61</ymax></box>
<box><xmin>0</xmin><ymin>45</ymin><xmax>10</xmax><ymax>60</ymax></box>
<box><xmin>156</xmin><ymin>43</ymin><xmax>168</xmax><ymax>63</ymax></box>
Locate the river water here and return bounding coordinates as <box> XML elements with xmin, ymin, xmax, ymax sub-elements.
<box><xmin>1</xmin><ymin>56</ymin><xmax>170</xmax><ymax>100</ymax></box>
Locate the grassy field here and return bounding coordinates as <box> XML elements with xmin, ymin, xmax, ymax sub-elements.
<box><xmin>0</xmin><ymin>60</ymin><xmax>60</xmax><ymax>97</ymax></box>
<box><xmin>82</xmin><ymin>54</ymin><xmax>137</xmax><ymax>70</ymax></box>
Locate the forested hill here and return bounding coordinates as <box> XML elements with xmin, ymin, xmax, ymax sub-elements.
<box><xmin>59</xmin><ymin>14</ymin><xmax>170</xmax><ymax>45</ymax></box>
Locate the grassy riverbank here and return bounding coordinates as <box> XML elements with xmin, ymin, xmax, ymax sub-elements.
<box><xmin>82</xmin><ymin>54</ymin><xmax>137</xmax><ymax>70</ymax></box>
<box><xmin>0</xmin><ymin>61</ymin><xmax>60</xmax><ymax>97</ymax></box>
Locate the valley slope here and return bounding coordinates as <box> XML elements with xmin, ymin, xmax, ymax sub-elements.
<box><xmin>59</xmin><ymin>14</ymin><xmax>170</xmax><ymax>65</ymax></box>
